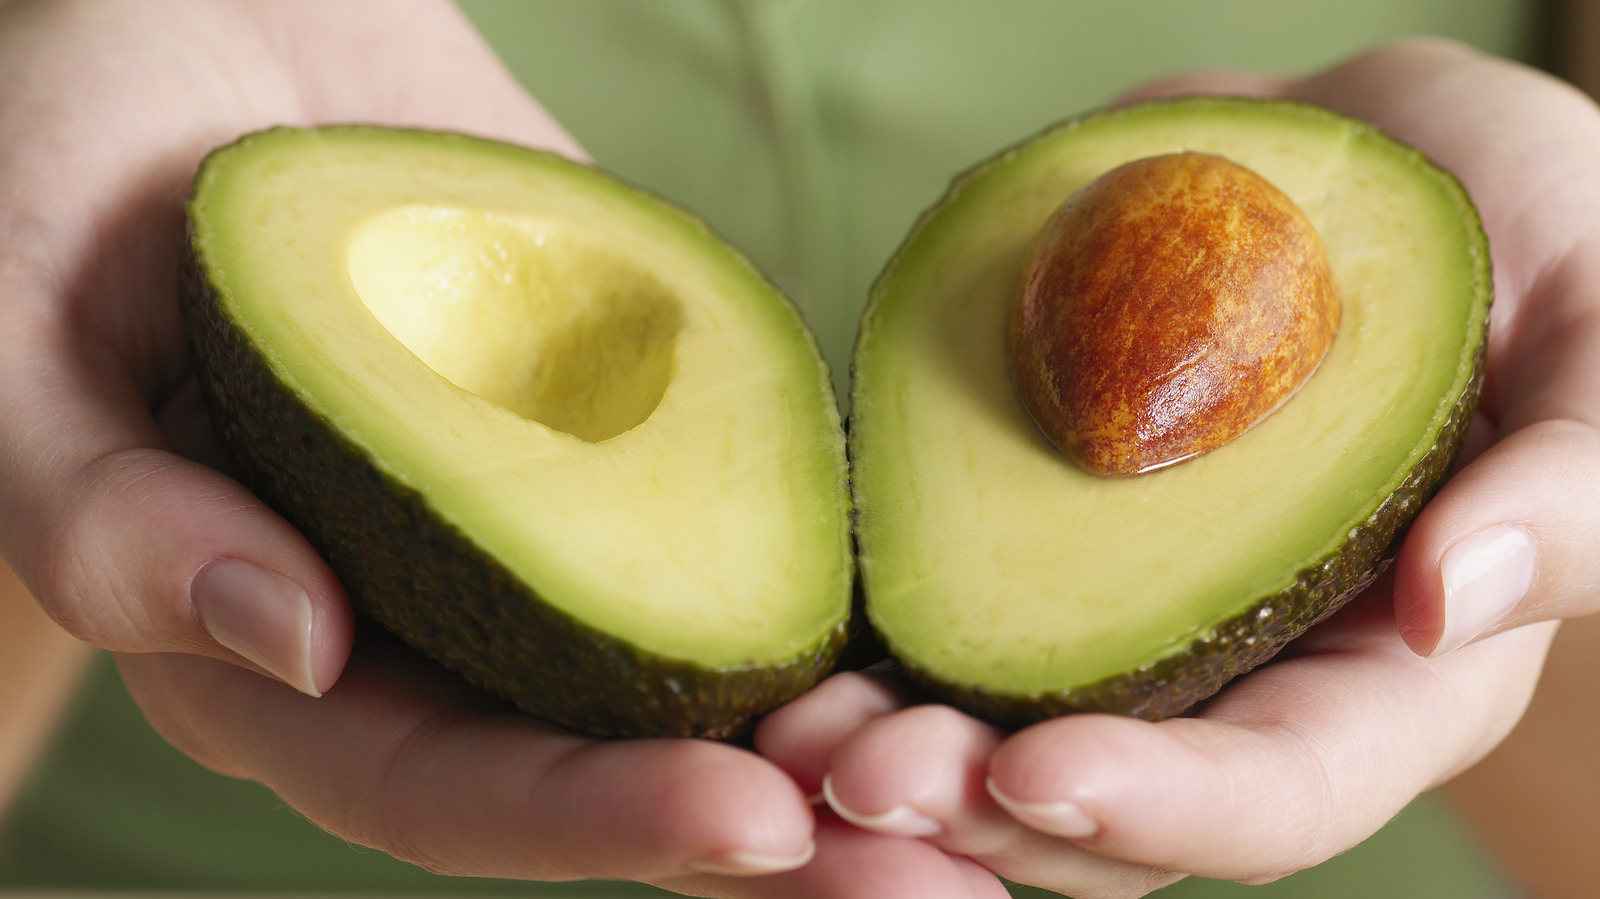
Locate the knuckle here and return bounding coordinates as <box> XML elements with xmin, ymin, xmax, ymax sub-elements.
<box><xmin>35</xmin><ymin>515</ymin><xmax>148</xmax><ymax>649</ymax></box>
<box><xmin>345</xmin><ymin>712</ymin><xmax>466</xmax><ymax>876</ymax></box>
<box><xmin>29</xmin><ymin>447</ymin><xmax>188</xmax><ymax>651</ymax></box>
<box><xmin>902</xmin><ymin>700</ymin><xmax>991</xmax><ymax>742</ymax></box>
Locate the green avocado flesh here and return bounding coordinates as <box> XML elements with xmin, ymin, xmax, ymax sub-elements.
<box><xmin>183</xmin><ymin>126</ymin><xmax>852</xmax><ymax>738</ymax></box>
<box><xmin>851</xmin><ymin>98</ymin><xmax>1490</xmax><ymax>725</ymax></box>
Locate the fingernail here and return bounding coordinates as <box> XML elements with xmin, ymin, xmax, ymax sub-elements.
<box><xmin>986</xmin><ymin>777</ymin><xmax>1098</xmax><ymax>839</ymax></box>
<box><xmin>193</xmin><ymin>558</ymin><xmax>321</xmax><ymax>696</ymax></box>
<box><xmin>821</xmin><ymin>773</ymin><xmax>941</xmax><ymax>837</ymax></box>
<box><xmin>687</xmin><ymin>840</ymin><xmax>815</xmax><ymax>876</ymax></box>
<box><xmin>1431</xmin><ymin>525</ymin><xmax>1537</xmax><ymax>658</ymax></box>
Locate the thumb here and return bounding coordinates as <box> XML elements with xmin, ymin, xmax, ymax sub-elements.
<box><xmin>0</xmin><ymin>330</ymin><xmax>351</xmax><ymax>696</ymax></box>
<box><xmin>1394</xmin><ymin>418</ymin><xmax>1600</xmax><ymax>657</ymax></box>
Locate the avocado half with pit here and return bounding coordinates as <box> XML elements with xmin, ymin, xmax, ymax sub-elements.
<box><xmin>850</xmin><ymin>98</ymin><xmax>1490</xmax><ymax>727</ymax></box>
<box><xmin>182</xmin><ymin>126</ymin><xmax>853</xmax><ymax>739</ymax></box>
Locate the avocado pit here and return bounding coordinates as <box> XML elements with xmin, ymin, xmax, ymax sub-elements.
<box><xmin>1008</xmin><ymin>152</ymin><xmax>1340</xmax><ymax>476</ymax></box>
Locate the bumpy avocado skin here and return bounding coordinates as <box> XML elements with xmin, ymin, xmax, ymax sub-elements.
<box><xmin>179</xmin><ymin>183</ymin><xmax>845</xmax><ymax>743</ymax></box>
<box><xmin>857</xmin><ymin>99</ymin><xmax>1492</xmax><ymax>728</ymax></box>
<box><xmin>909</xmin><ymin>339</ymin><xmax>1484</xmax><ymax>728</ymax></box>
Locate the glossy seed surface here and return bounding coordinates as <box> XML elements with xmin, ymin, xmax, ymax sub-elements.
<box><xmin>1009</xmin><ymin>152</ymin><xmax>1340</xmax><ymax>476</ymax></box>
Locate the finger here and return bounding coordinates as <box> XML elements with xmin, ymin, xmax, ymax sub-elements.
<box><xmin>755</xmin><ymin>671</ymin><xmax>910</xmax><ymax>797</ymax></box>
<box><xmin>984</xmin><ymin>596</ymin><xmax>1553</xmax><ymax>882</ymax></box>
<box><xmin>659</xmin><ymin>816</ymin><xmax>1011</xmax><ymax>899</ymax></box>
<box><xmin>0</xmin><ymin>315</ymin><xmax>350</xmax><ymax>695</ymax></box>
<box><xmin>1393</xmin><ymin>418</ymin><xmax>1600</xmax><ymax>656</ymax></box>
<box><xmin>2</xmin><ymin>438</ymin><xmax>353</xmax><ymax>698</ymax></box>
<box><xmin>117</xmin><ymin>639</ymin><xmax>819</xmax><ymax>884</ymax></box>
<box><xmin>821</xmin><ymin>704</ymin><xmax>1183</xmax><ymax>899</ymax></box>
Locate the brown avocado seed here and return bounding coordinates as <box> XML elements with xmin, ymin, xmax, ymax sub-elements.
<box><xmin>1008</xmin><ymin>152</ymin><xmax>1340</xmax><ymax>476</ymax></box>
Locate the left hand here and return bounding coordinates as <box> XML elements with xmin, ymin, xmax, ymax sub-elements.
<box><xmin>756</xmin><ymin>38</ymin><xmax>1600</xmax><ymax>896</ymax></box>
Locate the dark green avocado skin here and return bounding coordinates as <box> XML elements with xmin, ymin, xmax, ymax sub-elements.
<box><xmin>904</xmin><ymin>338</ymin><xmax>1484</xmax><ymax>728</ymax></box>
<box><xmin>179</xmin><ymin>255</ymin><xmax>845</xmax><ymax>742</ymax></box>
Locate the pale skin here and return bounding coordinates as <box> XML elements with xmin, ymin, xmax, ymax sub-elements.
<box><xmin>0</xmin><ymin>2</ymin><xmax>1596</xmax><ymax>898</ymax></box>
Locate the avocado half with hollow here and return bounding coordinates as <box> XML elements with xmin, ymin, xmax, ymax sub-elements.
<box><xmin>850</xmin><ymin>98</ymin><xmax>1490</xmax><ymax>727</ymax></box>
<box><xmin>182</xmin><ymin>126</ymin><xmax>852</xmax><ymax>739</ymax></box>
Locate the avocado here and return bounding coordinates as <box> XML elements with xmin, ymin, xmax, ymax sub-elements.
<box><xmin>849</xmin><ymin>98</ymin><xmax>1489</xmax><ymax>727</ymax></box>
<box><xmin>181</xmin><ymin>126</ymin><xmax>853</xmax><ymax>739</ymax></box>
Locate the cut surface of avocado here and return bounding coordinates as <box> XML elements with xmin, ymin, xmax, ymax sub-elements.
<box><xmin>851</xmin><ymin>99</ymin><xmax>1489</xmax><ymax>724</ymax></box>
<box><xmin>184</xmin><ymin>126</ymin><xmax>852</xmax><ymax>738</ymax></box>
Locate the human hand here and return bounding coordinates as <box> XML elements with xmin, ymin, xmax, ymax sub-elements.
<box><xmin>0</xmin><ymin>1</ymin><xmax>826</xmax><ymax>892</ymax></box>
<box><xmin>756</xmin><ymin>39</ymin><xmax>1600</xmax><ymax>897</ymax></box>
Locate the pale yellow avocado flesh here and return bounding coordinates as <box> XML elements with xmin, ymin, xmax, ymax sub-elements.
<box><xmin>347</xmin><ymin>207</ymin><xmax>684</xmax><ymax>443</ymax></box>
<box><xmin>852</xmin><ymin>101</ymin><xmax>1489</xmax><ymax>698</ymax></box>
<box><xmin>194</xmin><ymin>128</ymin><xmax>850</xmax><ymax>670</ymax></box>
